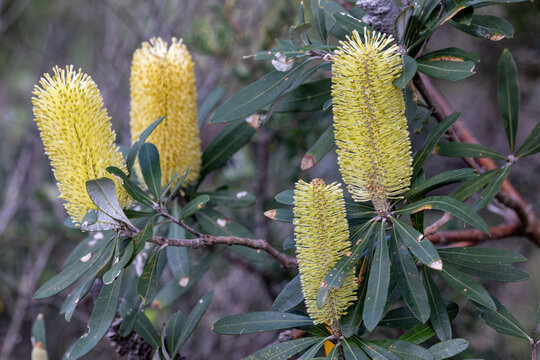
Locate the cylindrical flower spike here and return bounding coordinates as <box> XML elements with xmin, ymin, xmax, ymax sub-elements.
<box><xmin>332</xmin><ymin>29</ymin><xmax>413</xmax><ymax>213</ymax></box>
<box><xmin>32</xmin><ymin>66</ymin><xmax>132</xmax><ymax>223</ymax></box>
<box><xmin>130</xmin><ymin>37</ymin><xmax>201</xmax><ymax>187</ymax></box>
<box><xmin>293</xmin><ymin>179</ymin><xmax>357</xmax><ymax>327</ymax></box>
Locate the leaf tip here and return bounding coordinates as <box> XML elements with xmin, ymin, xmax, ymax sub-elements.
<box><xmin>264</xmin><ymin>209</ymin><xmax>277</xmax><ymax>220</ymax></box>
<box><xmin>300</xmin><ymin>154</ymin><xmax>315</xmax><ymax>171</ymax></box>
<box><xmin>428</xmin><ymin>259</ymin><xmax>443</xmax><ymax>271</ymax></box>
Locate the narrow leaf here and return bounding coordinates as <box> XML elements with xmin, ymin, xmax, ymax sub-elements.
<box><xmin>127</xmin><ymin>116</ymin><xmax>165</xmax><ymax>172</ymax></box>
<box><xmin>206</xmin><ymin>189</ymin><xmax>256</xmax><ymax>208</ymax></box>
<box><xmin>166</xmin><ymin>311</ymin><xmax>183</xmax><ymax>356</ymax></box>
<box><xmin>451</xmin><ymin>15</ymin><xmax>514</xmax><ymax>41</ymax></box>
<box><xmin>439</xmin><ymin>264</ymin><xmax>496</xmax><ymax>309</ymax></box>
<box><xmin>441</xmin><ymin>258</ymin><xmax>529</xmax><ymax>282</ymax></box>
<box><xmin>199</xmin><ymin>85</ymin><xmax>226</xmax><ymax>128</ymax></box>
<box><xmin>212</xmin><ymin>312</ymin><xmax>313</xmax><ymax>335</ymax></box>
<box><xmin>272</xmin><ymin>275</ymin><xmax>304</xmax><ymax>312</ymax></box>
<box><xmin>391</xmin><ymin>218</ymin><xmax>442</xmax><ymax>270</ymax></box>
<box><xmin>275</xmin><ymin>78</ymin><xmax>331</xmax><ymax>113</ymax></box>
<box><xmin>175</xmin><ymin>291</ymin><xmax>213</xmax><ymax>353</ymax></box>
<box><xmin>437</xmin><ymin>246</ymin><xmax>526</xmax><ymax>264</ymax></box>
<box><xmin>434</xmin><ymin>142</ymin><xmax>506</xmax><ymax>159</ymax></box>
<box><xmin>428</xmin><ymin>339</ymin><xmax>468</xmax><ymax>360</ymax></box>
<box><xmin>498</xmin><ymin>48</ymin><xmax>520</xmax><ymax>152</ymax></box>
<box><xmin>298</xmin><ymin>338</ymin><xmax>327</xmax><ymax>360</ymax></box>
<box><xmin>417</xmin><ymin>59</ymin><xmax>475</xmax><ymax>81</ymax></box>
<box><xmin>405</xmin><ymin>168</ymin><xmax>476</xmax><ymax>199</ymax></box>
<box><xmin>275</xmin><ymin>189</ymin><xmax>294</xmax><ymax>205</ymax></box>
<box><xmin>450</xmin><ymin>169</ymin><xmax>499</xmax><ymax>201</ymax></box>
<box><xmin>242</xmin><ymin>337</ymin><xmax>320</xmax><ymax>360</ymax></box>
<box><xmin>394</xmin><ymin>55</ymin><xmax>417</xmax><ymax>89</ymax></box>
<box><xmin>137</xmin><ymin>246</ymin><xmax>163</xmax><ymax>305</ymax></box>
<box><xmin>342</xmin><ymin>338</ymin><xmax>369</xmax><ymax>360</ymax></box>
<box><xmin>516</xmin><ymin>121</ymin><xmax>540</xmax><ymax>158</ymax></box>
<box><xmin>472</xmin><ymin>166</ymin><xmax>510</xmax><ymax>211</ymax></box>
<box><xmin>138</xmin><ymin>142</ymin><xmax>162</xmax><ymax>200</ymax></box>
<box><xmin>180</xmin><ymin>195</ymin><xmax>211</xmax><ymax>219</ymax></box>
<box><xmin>474</xmin><ymin>296</ymin><xmax>531</xmax><ymax>340</ymax></box>
<box><xmin>301</xmin><ymin>126</ymin><xmax>335</xmax><ymax>171</ymax></box>
<box><xmin>418</xmin><ymin>47</ymin><xmax>480</xmax><ymax>63</ymax></box>
<box><xmin>106</xmin><ymin>166</ymin><xmax>154</xmax><ymax>207</ymax></box>
<box><xmin>423</xmin><ymin>269</ymin><xmax>452</xmax><ymax>341</ymax></box>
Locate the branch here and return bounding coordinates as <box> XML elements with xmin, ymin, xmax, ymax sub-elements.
<box><xmin>414</xmin><ymin>73</ymin><xmax>540</xmax><ymax>247</ymax></box>
<box><xmin>427</xmin><ymin>222</ymin><xmax>521</xmax><ymax>245</ymax></box>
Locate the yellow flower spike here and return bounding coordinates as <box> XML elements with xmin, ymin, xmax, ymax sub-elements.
<box><xmin>130</xmin><ymin>37</ymin><xmax>201</xmax><ymax>187</ymax></box>
<box><xmin>293</xmin><ymin>179</ymin><xmax>357</xmax><ymax>327</ymax></box>
<box><xmin>332</xmin><ymin>29</ymin><xmax>413</xmax><ymax>213</ymax></box>
<box><xmin>32</xmin><ymin>66</ymin><xmax>132</xmax><ymax>224</ymax></box>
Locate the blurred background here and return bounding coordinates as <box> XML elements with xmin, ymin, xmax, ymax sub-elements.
<box><xmin>0</xmin><ymin>0</ymin><xmax>539</xmax><ymax>359</ymax></box>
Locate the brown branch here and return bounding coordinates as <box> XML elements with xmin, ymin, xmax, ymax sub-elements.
<box><xmin>413</xmin><ymin>73</ymin><xmax>540</xmax><ymax>246</ymax></box>
<box><xmin>427</xmin><ymin>222</ymin><xmax>521</xmax><ymax>245</ymax></box>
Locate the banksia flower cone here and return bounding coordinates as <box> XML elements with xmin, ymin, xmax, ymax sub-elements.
<box><xmin>332</xmin><ymin>29</ymin><xmax>413</xmax><ymax>213</ymax></box>
<box><xmin>293</xmin><ymin>179</ymin><xmax>356</xmax><ymax>326</ymax></box>
<box><xmin>130</xmin><ymin>37</ymin><xmax>201</xmax><ymax>186</ymax></box>
<box><xmin>32</xmin><ymin>66</ymin><xmax>132</xmax><ymax>223</ymax></box>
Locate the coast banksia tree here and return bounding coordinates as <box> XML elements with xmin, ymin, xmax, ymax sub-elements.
<box><xmin>332</xmin><ymin>29</ymin><xmax>413</xmax><ymax>214</ymax></box>
<box><xmin>130</xmin><ymin>37</ymin><xmax>201</xmax><ymax>186</ymax></box>
<box><xmin>32</xmin><ymin>66</ymin><xmax>132</xmax><ymax>223</ymax></box>
<box><xmin>293</xmin><ymin>179</ymin><xmax>357</xmax><ymax>327</ymax></box>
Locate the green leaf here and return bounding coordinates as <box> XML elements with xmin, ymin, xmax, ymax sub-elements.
<box><xmin>394</xmin><ymin>6</ymin><xmax>414</xmax><ymax>46</ymax></box>
<box><xmin>275</xmin><ymin>189</ymin><xmax>294</xmax><ymax>205</ymax></box>
<box><xmin>106</xmin><ymin>166</ymin><xmax>154</xmax><ymax>207</ymax></box>
<box><xmin>301</xmin><ymin>126</ymin><xmax>335</xmax><ymax>171</ymax></box>
<box><xmin>428</xmin><ymin>339</ymin><xmax>469</xmax><ymax>360</ymax></box>
<box><xmin>325</xmin><ymin>343</ymin><xmax>340</xmax><ymax>360</ymax></box>
<box><xmin>311</xmin><ymin>0</ymin><xmax>327</xmax><ymax>42</ymax></box>
<box><xmin>418</xmin><ymin>47</ymin><xmax>480</xmax><ymax>63</ymax></box>
<box><xmin>166</xmin><ymin>311</ymin><xmax>183</xmax><ymax>356</ymax></box>
<box><xmin>517</xmin><ymin>119</ymin><xmax>540</xmax><ymax>157</ymax></box>
<box><xmin>406</xmin><ymin>168</ymin><xmax>476</xmax><ymax>199</ymax></box>
<box><xmin>137</xmin><ymin>246</ymin><xmax>163</xmax><ymax>305</ymax></box>
<box><xmin>399</xmin><ymin>323</ymin><xmax>436</xmax><ymax>344</ymax></box>
<box><xmin>423</xmin><ymin>269</ymin><xmax>452</xmax><ymax>341</ymax></box>
<box><xmin>34</xmin><ymin>237</ymin><xmax>114</xmax><ymax>299</ymax></box>
<box><xmin>265</xmin><ymin>208</ymin><xmax>294</xmax><ymax>223</ymax></box>
<box><xmin>174</xmin><ymin>291</ymin><xmax>213</xmax><ymax>353</ymax></box>
<box><xmin>373</xmin><ymin>340</ymin><xmax>434</xmax><ymax>360</ymax></box>
<box><xmin>394</xmin><ymin>55</ymin><xmax>418</xmax><ymax>89</ymax></box>
<box><xmin>417</xmin><ymin>59</ymin><xmax>475</xmax><ymax>81</ymax></box>
<box><xmin>381</xmin><ymin>306</ymin><xmax>423</xmax><ymax>329</ymax></box>
<box><xmin>85</xmin><ymin>178</ymin><xmax>131</xmax><ymax>224</ymax></box>
<box><xmin>472</xmin><ymin>166</ymin><xmax>511</xmax><ymax>210</ymax></box>
<box><xmin>283</xmin><ymin>235</ymin><xmax>296</xmax><ymax>250</ymax></box>
<box><xmin>242</xmin><ymin>337</ymin><xmax>320</xmax><ymax>360</ymax></box>
<box><xmin>68</xmin><ymin>273</ymin><xmax>123</xmax><ymax>360</ymax></box>
<box><xmin>450</xmin><ymin>169</ymin><xmax>499</xmax><ymax>201</ymax></box>
<box><xmin>391</xmin><ymin>218</ymin><xmax>441</xmax><ymax>269</ymax></box>
<box><xmin>211</xmin><ymin>63</ymin><xmax>307</xmax><ymax>123</ymax></box>
<box><xmin>333</xmin><ymin>12</ymin><xmax>370</xmax><ymax>35</ymax></box>
<box><xmin>103</xmin><ymin>242</ymin><xmax>133</xmax><ymax>285</ymax></box>
<box><xmin>127</xmin><ymin>115</ymin><xmax>165</xmax><ymax>172</ymax></box>
<box><xmin>213</xmin><ymin>312</ymin><xmax>313</xmax><ymax>335</ymax></box>
<box><xmin>451</xmin><ymin>15</ymin><xmax>514</xmax><ymax>41</ymax></box>
<box><xmin>298</xmin><ymin>338</ymin><xmax>327</xmax><ymax>360</ymax></box>
<box><xmin>497</xmin><ymin>49</ymin><xmax>520</xmax><ymax>152</ymax></box>
<box><xmin>395</xmin><ymin>196</ymin><xmax>489</xmax><ymax>234</ymax></box>
<box><xmin>80</xmin><ymin>209</ymin><xmax>120</xmax><ymax>232</ymax></box>
<box><xmin>354</xmin><ymin>337</ymin><xmax>401</xmax><ymax>360</ymax></box>
<box><xmin>275</xmin><ymin>78</ymin><xmax>331</xmax><ymax>113</ymax></box>
<box><xmin>205</xmin><ymin>189</ymin><xmax>256</xmax><ymax>208</ymax></box>
<box><xmin>441</xmin><ymin>258</ymin><xmax>529</xmax><ymax>282</ymax></box>
<box><xmin>317</xmin><ymin>220</ymin><xmax>377</xmax><ymax>308</ymax></box>
<box><xmin>31</xmin><ymin>313</ymin><xmax>47</xmax><ymax>349</ymax></box>
<box><xmin>434</xmin><ymin>142</ymin><xmax>506</xmax><ymax>160</ymax></box>
<box><xmin>439</xmin><ymin>264</ymin><xmax>496</xmax><ymax>309</ymax></box>
<box><xmin>167</xmin><ymin>202</ymin><xmax>190</xmax><ymax>286</ymax></box>
<box><xmin>134</xmin><ymin>313</ymin><xmax>160</xmax><ymax>349</ymax></box>
<box><xmin>342</xmin><ymin>338</ymin><xmax>369</xmax><ymax>360</ymax></box>
<box><xmin>474</xmin><ymin>296</ymin><xmax>531</xmax><ymax>340</ymax></box>
<box><xmin>363</xmin><ymin>224</ymin><xmax>391</xmax><ymax>331</ymax></box>
<box><xmin>272</xmin><ymin>275</ymin><xmax>304</xmax><ymax>312</ymax></box>
<box><xmin>199</xmin><ymin>85</ymin><xmax>226</xmax><ymax>128</ymax></box>
<box><xmin>138</xmin><ymin>142</ymin><xmax>162</xmax><ymax>200</ymax></box>
<box><xmin>437</xmin><ymin>246</ymin><xmax>526</xmax><ymax>264</ymax></box>
<box><xmin>119</xmin><ymin>296</ymin><xmax>142</xmax><ymax>336</ymax></box>
<box><xmin>165</xmin><ymin>167</ymin><xmax>190</xmax><ymax>203</ymax></box>
<box><xmin>133</xmin><ymin>219</ymin><xmax>154</xmax><ymax>258</ymax></box>
<box><xmin>390</xmin><ymin>232</ymin><xmax>430</xmax><ymax>323</ymax></box>
<box><xmin>201</xmin><ymin>119</ymin><xmax>256</xmax><ymax>176</ymax></box>
<box><xmin>180</xmin><ymin>195</ymin><xmax>210</xmax><ymax>219</ymax></box>
<box><xmin>413</xmin><ymin>112</ymin><xmax>460</xmax><ymax>176</ymax></box>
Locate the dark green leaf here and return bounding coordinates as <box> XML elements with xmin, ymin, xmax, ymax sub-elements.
<box><xmin>452</xmin><ymin>5</ymin><xmax>473</xmax><ymax>25</ymax></box>
<box><xmin>175</xmin><ymin>291</ymin><xmax>213</xmax><ymax>353</ymax></box>
<box><xmin>516</xmin><ymin>121</ymin><xmax>540</xmax><ymax>158</ymax></box>
<box><xmin>417</xmin><ymin>59</ymin><xmax>475</xmax><ymax>81</ymax></box>
<box><xmin>434</xmin><ymin>142</ymin><xmax>506</xmax><ymax>160</ymax></box>
<box><xmin>418</xmin><ymin>47</ymin><xmax>480</xmax><ymax>63</ymax></box>
<box><xmin>301</xmin><ymin>126</ymin><xmax>335</xmax><ymax>171</ymax></box>
<box><xmin>199</xmin><ymin>85</ymin><xmax>226</xmax><ymax>128</ymax></box>
<box><xmin>265</xmin><ymin>208</ymin><xmax>294</xmax><ymax>223</ymax></box>
<box><xmin>206</xmin><ymin>189</ymin><xmax>256</xmax><ymax>208</ymax></box>
<box><xmin>391</xmin><ymin>217</ymin><xmax>442</xmax><ymax>269</ymax></box>
<box><xmin>326</xmin><ymin>343</ymin><xmax>340</xmax><ymax>360</ymax></box>
<box><xmin>272</xmin><ymin>275</ymin><xmax>304</xmax><ymax>312</ymax></box>
<box><xmin>423</xmin><ymin>269</ymin><xmax>452</xmax><ymax>341</ymax></box>
<box><xmin>342</xmin><ymin>338</ymin><xmax>369</xmax><ymax>360</ymax></box>
<box><xmin>437</xmin><ymin>246</ymin><xmax>526</xmax><ymax>264</ymax></box>
<box><xmin>450</xmin><ymin>169</ymin><xmax>499</xmax><ymax>201</ymax></box>
<box><xmin>441</xmin><ymin>258</ymin><xmax>529</xmax><ymax>282</ymax></box>
<box><xmin>311</xmin><ymin>0</ymin><xmax>327</xmax><ymax>42</ymax></box>
<box><xmin>474</xmin><ymin>296</ymin><xmax>531</xmax><ymax>340</ymax></box>
<box><xmin>363</xmin><ymin>224</ymin><xmax>391</xmax><ymax>331</ymax></box>
<box><xmin>132</xmin><ymin>220</ymin><xmax>154</xmax><ymax>259</ymax></box>
<box><xmin>395</xmin><ymin>196</ymin><xmax>489</xmax><ymax>234</ymax></box>
<box><xmin>242</xmin><ymin>337</ymin><xmax>320</xmax><ymax>360</ymax></box>
<box><xmin>290</xmin><ymin>23</ymin><xmax>312</xmax><ymax>48</ymax></box>
<box><xmin>165</xmin><ymin>167</ymin><xmax>190</xmax><ymax>203</ymax></box>
<box><xmin>34</xmin><ymin>238</ymin><xmax>114</xmax><ymax>299</ymax></box>
<box><xmin>394</xmin><ymin>6</ymin><xmax>414</xmax><ymax>46</ymax></box>
<box><xmin>298</xmin><ymin>338</ymin><xmax>327</xmax><ymax>360</ymax></box>
<box><xmin>119</xmin><ymin>297</ymin><xmax>142</xmax><ymax>336</ymax></box>
<box><xmin>166</xmin><ymin>311</ymin><xmax>183</xmax><ymax>357</ymax></box>
<box><xmin>381</xmin><ymin>305</ymin><xmax>423</xmax><ymax>329</ymax></box>
<box><xmin>497</xmin><ymin>49</ymin><xmax>520</xmax><ymax>152</ymax></box>
<box><xmin>394</xmin><ymin>55</ymin><xmax>417</xmax><ymax>89</ymax></box>
<box><xmin>439</xmin><ymin>264</ymin><xmax>496</xmax><ymax>309</ymax></box>
<box><xmin>213</xmin><ymin>312</ymin><xmax>313</xmax><ymax>335</ymax></box>
<box><xmin>201</xmin><ymin>119</ymin><xmax>256</xmax><ymax>176</ymax></box>
<box><xmin>103</xmin><ymin>242</ymin><xmax>133</xmax><ymax>285</ymax></box>
<box><xmin>132</xmin><ymin>313</ymin><xmax>159</xmax><ymax>349</ymax></box>
<box><xmin>472</xmin><ymin>166</ymin><xmax>511</xmax><ymax>210</ymax></box>
<box><xmin>211</xmin><ymin>63</ymin><xmax>307</xmax><ymax>123</ymax></box>
<box><xmin>283</xmin><ymin>235</ymin><xmax>296</xmax><ymax>250</ymax></box>
<box><xmin>428</xmin><ymin>339</ymin><xmax>468</xmax><ymax>360</ymax></box>
<box><xmin>406</xmin><ymin>168</ymin><xmax>476</xmax><ymax>199</ymax></box>
<box><xmin>276</xmin><ymin>189</ymin><xmax>294</xmax><ymax>205</ymax></box>
<box><xmin>31</xmin><ymin>313</ymin><xmax>47</xmax><ymax>349</ymax></box>
<box><xmin>138</xmin><ymin>143</ymin><xmax>162</xmax><ymax>200</ymax></box>
<box><xmin>333</xmin><ymin>12</ymin><xmax>370</xmax><ymax>35</ymax></box>
<box><xmin>68</xmin><ymin>273</ymin><xmax>123</xmax><ymax>360</ymax></box>
<box><xmin>354</xmin><ymin>337</ymin><xmax>401</xmax><ymax>360</ymax></box>
<box><xmin>413</xmin><ymin>112</ymin><xmax>460</xmax><ymax>176</ymax></box>
<box><xmin>399</xmin><ymin>323</ymin><xmax>436</xmax><ymax>344</ymax></box>
<box><xmin>180</xmin><ymin>195</ymin><xmax>210</xmax><ymax>219</ymax></box>
<box><xmin>390</xmin><ymin>232</ymin><xmax>430</xmax><ymax>323</ymax></box>
<box><xmin>167</xmin><ymin>202</ymin><xmax>190</xmax><ymax>286</ymax></box>
<box><xmin>451</xmin><ymin>15</ymin><xmax>514</xmax><ymax>41</ymax></box>
<box><xmin>373</xmin><ymin>340</ymin><xmax>434</xmax><ymax>360</ymax></box>
<box><xmin>127</xmin><ymin>116</ymin><xmax>165</xmax><ymax>172</ymax></box>
<box><xmin>106</xmin><ymin>166</ymin><xmax>154</xmax><ymax>207</ymax></box>
<box><xmin>137</xmin><ymin>246</ymin><xmax>163</xmax><ymax>305</ymax></box>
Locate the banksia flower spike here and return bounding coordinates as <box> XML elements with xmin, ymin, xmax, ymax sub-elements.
<box><xmin>32</xmin><ymin>66</ymin><xmax>132</xmax><ymax>223</ymax></box>
<box><xmin>130</xmin><ymin>37</ymin><xmax>201</xmax><ymax>187</ymax></box>
<box><xmin>332</xmin><ymin>29</ymin><xmax>413</xmax><ymax>213</ymax></box>
<box><xmin>293</xmin><ymin>179</ymin><xmax>357</xmax><ymax>327</ymax></box>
